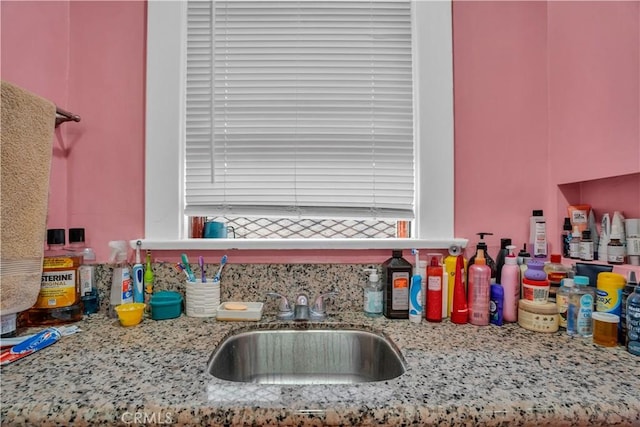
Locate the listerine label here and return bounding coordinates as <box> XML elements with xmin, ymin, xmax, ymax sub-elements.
<box><xmin>36</xmin><ymin>270</ymin><xmax>77</xmax><ymax>308</ymax></box>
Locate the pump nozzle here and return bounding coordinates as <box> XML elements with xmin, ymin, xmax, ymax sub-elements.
<box><xmin>475</xmin><ymin>232</ymin><xmax>493</xmax><ymax>249</ymax></box>
<box><xmin>477</xmin><ymin>232</ymin><xmax>493</xmax><ymax>240</ymax></box>
<box><xmin>363</xmin><ymin>268</ymin><xmax>379</xmax><ymax>284</ymax></box>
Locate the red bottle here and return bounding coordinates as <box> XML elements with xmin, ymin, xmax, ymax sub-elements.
<box><xmin>450</xmin><ymin>255</ymin><xmax>469</xmax><ymax>324</ymax></box>
<box><xmin>426</xmin><ymin>255</ymin><xmax>443</xmax><ymax>322</ymax></box>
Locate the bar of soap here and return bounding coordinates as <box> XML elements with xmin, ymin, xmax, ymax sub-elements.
<box><xmin>224</xmin><ymin>303</ymin><xmax>248</xmax><ymax>311</ymax></box>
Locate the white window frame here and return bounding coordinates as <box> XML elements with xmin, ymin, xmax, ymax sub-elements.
<box><xmin>142</xmin><ymin>0</ymin><xmax>463</xmax><ymax>251</ymax></box>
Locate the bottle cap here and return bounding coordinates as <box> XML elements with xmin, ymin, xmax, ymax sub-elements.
<box><xmin>68</xmin><ymin>228</ymin><xmax>85</xmax><ymax>244</ymax></box>
<box><xmin>392</xmin><ymin>249</ymin><xmax>403</xmax><ymax>258</ymax></box>
<box><xmin>82</xmin><ymin>248</ymin><xmax>96</xmax><ymax>262</ymax></box>
<box><xmin>532</xmin><ymin>210</ymin><xmax>544</xmax><ymax>217</ymax></box>
<box><xmin>550</xmin><ymin>254</ymin><xmax>561</xmax><ymax>263</ymax></box>
<box><xmin>47</xmin><ymin>229</ymin><xmax>65</xmax><ymax>245</ymax></box>
<box><xmin>563</xmin><ymin>217</ymin><xmax>572</xmax><ymax>231</ymax></box>
<box><xmin>500</xmin><ymin>238</ymin><xmax>512</xmax><ymax>248</ymax></box>
<box><xmin>562</xmin><ymin>278</ymin><xmax>575</xmax><ymax>287</ymax></box>
<box><xmin>581</xmin><ymin>229</ymin><xmax>591</xmax><ymax>239</ymax></box>
<box><xmin>574</xmin><ymin>275</ymin><xmax>590</xmax><ymax>286</ymax></box>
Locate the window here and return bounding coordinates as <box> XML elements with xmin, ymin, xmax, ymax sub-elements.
<box><xmin>145</xmin><ymin>0</ymin><xmax>455</xmax><ymax>249</ymax></box>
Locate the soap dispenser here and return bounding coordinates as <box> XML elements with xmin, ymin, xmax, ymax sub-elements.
<box><xmin>363</xmin><ymin>268</ymin><xmax>383</xmax><ymax>318</ymax></box>
<box><xmin>467</xmin><ymin>232</ymin><xmax>496</xmax><ymax>284</ymax></box>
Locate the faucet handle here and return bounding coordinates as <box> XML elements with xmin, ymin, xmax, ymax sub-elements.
<box><xmin>311</xmin><ymin>291</ymin><xmax>337</xmax><ymax>315</ymax></box>
<box><xmin>266</xmin><ymin>292</ymin><xmax>293</xmax><ymax>313</ymax></box>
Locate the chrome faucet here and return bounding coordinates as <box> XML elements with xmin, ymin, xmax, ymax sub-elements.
<box><xmin>267</xmin><ymin>291</ymin><xmax>337</xmax><ymax>321</ymax></box>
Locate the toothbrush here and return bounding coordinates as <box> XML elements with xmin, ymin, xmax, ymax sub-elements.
<box><xmin>199</xmin><ymin>256</ymin><xmax>206</xmax><ymax>283</ymax></box>
<box><xmin>132</xmin><ymin>241</ymin><xmax>144</xmax><ymax>303</ymax></box>
<box><xmin>174</xmin><ymin>263</ymin><xmax>190</xmax><ymax>280</ymax></box>
<box><xmin>181</xmin><ymin>254</ymin><xmax>196</xmax><ymax>282</ymax></box>
<box><xmin>412</xmin><ymin>248</ymin><xmax>420</xmax><ymax>271</ymax></box>
<box><xmin>213</xmin><ymin>254</ymin><xmax>228</xmax><ymax>283</ymax></box>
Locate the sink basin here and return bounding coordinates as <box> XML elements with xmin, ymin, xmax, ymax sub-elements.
<box><xmin>207</xmin><ymin>328</ymin><xmax>406</xmax><ymax>384</ymax></box>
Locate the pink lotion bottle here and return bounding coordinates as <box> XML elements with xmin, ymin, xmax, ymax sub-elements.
<box><xmin>468</xmin><ymin>249</ymin><xmax>491</xmax><ymax>326</ymax></box>
<box><xmin>501</xmin><ymin>245</ymin><xmax>520</xmax><ymax>322</ymax></box>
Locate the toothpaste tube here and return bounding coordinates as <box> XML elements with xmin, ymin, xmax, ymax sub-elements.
<box><xmin>0</xmin><ymin>326</ymin><xmax>79</xmax><ymax>366</ymax></box>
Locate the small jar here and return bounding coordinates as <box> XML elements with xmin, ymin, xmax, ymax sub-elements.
<box><xmin>518</xmin><ymin>299</ymin><xmax>559</xmax><ymax>333</ymax></box>
<box><xmin>592</xmin><ymin>312</ymin><xmax>619</xmax><ymax>347</ymax></box>
<box><xmin>524</xmin><ymin>259</ymin><xmax>547</xmax><ymax>281</ymax></box>
<box><xmin>522</xmin><ymin>277</ymin><xmax>550</xmax><ymax>303</ymax></box>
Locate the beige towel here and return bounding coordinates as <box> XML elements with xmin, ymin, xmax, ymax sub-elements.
<box><xmin>1</xmin><ymin>81</ymin><xmax>56</xmax><ymax>315</ymax></box>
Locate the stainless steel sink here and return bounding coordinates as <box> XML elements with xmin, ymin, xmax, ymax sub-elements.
<box><xmin>207</xmin><ymin>328</ymin><xmax>406</xmax><ymax>384</ymax></box>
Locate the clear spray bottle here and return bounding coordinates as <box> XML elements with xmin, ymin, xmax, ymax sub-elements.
<box><xmin>108</xmin><ymin>240</ymin><xmax>133</xmax><ymax>318</ymax></box>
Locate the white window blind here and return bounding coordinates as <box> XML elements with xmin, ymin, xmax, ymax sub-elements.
<box><xmin>185</xmin><ymin>0</ymin><xmax>415</xmax><ymax>220</ymax></box>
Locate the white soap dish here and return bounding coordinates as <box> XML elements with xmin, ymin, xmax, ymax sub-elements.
<box><xmin>215</xmin><ymin>302</ymin><xmax>263</xmax><ymax>321</ymax></box>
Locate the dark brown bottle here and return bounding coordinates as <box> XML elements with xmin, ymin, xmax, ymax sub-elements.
<box><xmin>382</xmin><ymin>250</ymin><xmax>413</xmax><ymax>319</ymax></box>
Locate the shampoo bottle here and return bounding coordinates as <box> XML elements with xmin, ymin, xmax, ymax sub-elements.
<box><xmin>382</xmin><ymin>250</ymin><xmax>412</xmax><ymax>319</ymax></box>
<box><xmin>621</xmin><ymin>271</ymin><xmax>638</xmax><ymax>347</ymax></box>
<box><xmin>626</xmin><ymin>278</ymin><xmax>640</xmax><ymax>355</ymax></box>
<box><xmin>495</xmin><ymin>238</ymin><xmax>512</xmax><ymax>285</ymax></box>
<box><xmin>444</xmin><ymin>245</ymin><xmax>466</xmax><ymax>318</ymax></box>
<box><xmin>517</xmin><ymin>244</ymin><xmax>531</xmax><ymax>296</ymax></box>
<box><xmin>501</xmin><ymin>245</ymin><xmax>520</xmax><ymax>323</ymax></box>
<box><xmin>108</xmin><ymin>240</ymin><xmax>133</xmax><ymax>318</ymax></box>
<box><xmin>363</xmin><ymin>268</ymin><xmax>383</xmax><ymax>318</ymax></box>
<box><xmin>468</xmin><ymin>249</ymin><xmax>491</xmax><ymax>326</ymax></box>
<box><xmin>426</xmin><ymin>254</ymin><xmax>443</xmax><ymax>322</ymax></box>
<box><xmin>450</xmin><ymin>255</ymin><xmax>468</xmax><ymax>324</ymax></box>
<box><xmin>467</xmin><ymin>232</ymin><xmax>496</xmax><ymax>284</ymax></box>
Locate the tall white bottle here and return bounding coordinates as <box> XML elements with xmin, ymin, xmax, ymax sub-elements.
<box><xmin>501</xmin><ymin>245</ymin><xmax>520</xmax><ymax>322</ymax></box>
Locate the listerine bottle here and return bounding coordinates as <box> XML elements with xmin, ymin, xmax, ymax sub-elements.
<box><xmin>25</xmin><ymin>229</ymin><xmax>84</xmax><ymax>325</ymax></box>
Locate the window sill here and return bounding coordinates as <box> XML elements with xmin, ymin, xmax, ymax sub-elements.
<box><xmin>131</xmin><ymin>238</ymin><xmax>468</xmax><ymax>251</ymax></box>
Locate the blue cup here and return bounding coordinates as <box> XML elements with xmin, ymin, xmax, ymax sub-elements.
<box><xmin>203</xmin><ymin>221</ymin><xmax>235</xmax><ymax>238</ymax></box>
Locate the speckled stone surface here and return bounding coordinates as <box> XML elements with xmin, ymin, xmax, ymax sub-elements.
<box><xmin>92</xmin><ymin>263</ymin><xmax>375</xmax><ymax>314</ymax></box>
<box><xmin>2</xmin><ymin>310</ymin><xmax>639</xmax><ymax>426</ymax></box>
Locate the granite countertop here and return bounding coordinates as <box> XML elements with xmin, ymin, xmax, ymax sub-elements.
<box><xmin>1</xmin><ymin>312</ymin><xmax>639</xmax><ymax>426</ymax></box>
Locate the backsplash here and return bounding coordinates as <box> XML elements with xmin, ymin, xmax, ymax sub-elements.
<box><xmin>93</xmin><ymin>263</ymin><xmax>376</xmax><ymax>315</ymax></box>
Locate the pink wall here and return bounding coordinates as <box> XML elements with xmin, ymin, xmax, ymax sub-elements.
<box><xmin>1</xmin><ymin>1</ymin><xmax>71</xmax><ymax>228</ymax></box>
<box><xmin>2</xmin><ymin>1</ymin><xmax>638</xmax><ymax>263</ymax></box>
<box><xmin>1</xmin><ymin>0</ymin><xmax>146</xmax><ymax>261</ymax></box>
<box><xmin>452</xmin><ymin>1</ymin><xmax>549</xmax><ymax>257</ymax></box>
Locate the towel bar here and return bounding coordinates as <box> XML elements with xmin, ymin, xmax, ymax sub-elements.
<box><xmin>55</xmin><ymin>107</ymin><xmax>80</xmax><ymax>127</ymax></box>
